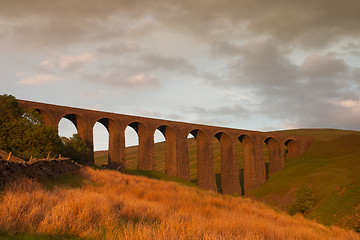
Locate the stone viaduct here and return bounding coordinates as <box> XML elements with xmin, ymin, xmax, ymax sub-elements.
<box><xmin>18</xmin><ymin>99</ymin><xmax>313</xmax><ymax>195</ymax></box>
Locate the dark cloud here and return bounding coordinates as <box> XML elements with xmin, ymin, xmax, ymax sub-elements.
<box><xmin>211</xmin><ymin>39</ymin><xmax>360</xmax><ymax>130</ymax></box>
<box><xmin>210</xmin><ymin>41</ymin><xmax>243</xmax><ymax>57</ymax></box>
<box><xmin>301</xmin><ymin>54</ymin><xmax>349</xmax><ymax>78</ymax></box>
<box><xmin>152</xmin><ymin>0</ymin><xmax>360</xmax><ymax>48</ymax></box>
<box><xmin>227</xmin><ymin>40</ymin><xmax>300</xmax><ymax>88</ymax></box>
<box><xmin>79</xmin><ymin>53</ymin><xmax>197</xmax><ymax>88</ymax></box>
<box><xmin>2</xmin><ymin>0</ymin><xmax>360</xmax><ymax>49</ymax></box>
<box><xmin>141</xmin><ymin>54</ymin><xmax>196</xmax><ymax>75</ymax></box>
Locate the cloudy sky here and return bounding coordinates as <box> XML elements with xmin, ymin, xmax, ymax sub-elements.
<box><xmin>1</xmin><ymin>0</ymin><xmax>360</xmax><ymax>150</ymax></box>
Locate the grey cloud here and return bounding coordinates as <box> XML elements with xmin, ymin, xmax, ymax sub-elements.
<box><xmin>141</xmin><ymin>54</ymin><xmax>196</xmax><ymax>75</ymax></box>
<box><xmin>211</xmin><ymin>105</ymin><xmax>249</xmax><ymax>116</ymax></box>
<box><xmin>96</xmin><ymin>43</ymin><xmax>140</xmax><ymax>56</ymax></box>
<box><xmin>82</xmin><ymin>72</ymin><xmax>160</xmax><ymax>89</ymax></box>
<box><xmin>210</xmin><ymin>41</ymin><xmax>243</xmax><ymax>57</ymax></box>
<box><xmin>154</xmin><ymin>0</ymin><xmax>360</xmax><ymax>48</ymax></box>
<box><xmin>30</xmin><ymin>50</ymin><xmax>196</xmax><ymax>89</ymax></box>
<box><xmin>92</xmin><ymin>53</ymin><xmax>198</xmax><ymax>84</ymax></box>
<box><xmin>84</xmin><ymin>53</ymin><xmax>197</xmax><ymax>88</ymax></box>
<box><xmin>342</xmin><ymin>42</ymin><xmax>360</xmax><ymax>56</ymax></box>
<box><xmin>210</xmin><ymin>38</ymin><xmax>360</xmax><ymax>130</ymax></box>
<box><xmin>35</xmin><ymin>53</ymin><xmax>95</xmax><ymax>73</ymax></box>
<box><xmin>2</xmin><ymin>0</ymin><xmax>360</xmax><ymax>131</ymax></box>
<box><xmin>183</xmin><ymin>104</ymin><xmax>250</xmax><ymax>123</ymax></box>
<box><xmin>135</xmin><ymin>109</ymin><xmax>162</xmax><ymax>118</ymax></box>
<box><xmin>354</xmin><ymin>68</ymin><xmax>360</xmax><ymax>80</ymax></box>
<box><xmin>95</xmin><ymin>51</ymin><xmax>197</xmax><ymax>76</ymax></box>
<box><xmin>0</xmin><ymin>0</ymin><xmax>154</xmax><ymax>49</ymax></box>
<box><xmin>2</xmin><ymin>0</ymin><xmax>360</xmax><ymax>49</ymax></box>
<box><xmin>301</xmin><ymin>54</ymin><xmax>349</xmax><ymax>78</ymax></box>
<box><xmin>226</xmin><ymin>40</ymin><xmax>300</xmax><ymax>89</ymax></box>
<box><xmin>166</xmin><ymin>113</ymin><xmax>182</xmax><ymax>121</ymax></box>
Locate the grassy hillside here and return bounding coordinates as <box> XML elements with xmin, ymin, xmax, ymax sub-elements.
<box><xmin>0</xmin><ymin>167</ymin><xmax>358</xmax><ymax>239</ymax></box>
<box><xmin>95</xmin><ymin>128</ymin><xmax>360</xmax><ymax>231</ymax></box>
<box><xmin>250</xmin><ymin>129</ymin><xmax>360</xmax><ymax>231</ymax></box>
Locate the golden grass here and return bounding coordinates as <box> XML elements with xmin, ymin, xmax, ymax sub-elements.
<box><xmin>0</xmin><ymin>167</ymin><xmax>358</xmax><ymax>239</ymax></box>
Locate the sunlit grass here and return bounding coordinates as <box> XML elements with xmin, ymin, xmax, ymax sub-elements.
<box><xmin>0</xmin><ymin>167</ymin><xmax>358</xmax><ymax>239</ymax></box>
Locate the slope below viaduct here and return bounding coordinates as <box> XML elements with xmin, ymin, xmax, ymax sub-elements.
<box><xmin>18</xmin><ymin>99</ymin><xmax>313</xmax><ymax>195</ymax></box>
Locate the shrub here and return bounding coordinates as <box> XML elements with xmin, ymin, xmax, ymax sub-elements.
<box><xmin>61</xmin><ymin>134</ymin><xmax>91</xmax><ymax>164</ymax></box>
<box><xmin>288</xmin><ymin>184</ymin><xmax>315</xmax><ymax>215</ymax></box>
<box><xmin>0</xmin><ymin>94</ymin><xmax>62</xmax><ymax>160</ymax></box>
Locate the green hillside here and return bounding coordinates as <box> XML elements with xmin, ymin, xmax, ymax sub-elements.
<box><xmin>250</xmin><ymin>129</ymin><xmax>360</xmax><ymax>231</ymax></box>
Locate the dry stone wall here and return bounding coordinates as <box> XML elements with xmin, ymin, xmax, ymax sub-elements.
<box><xmin>0</xmin><ymin>152</ymin><xmax>80</xmax><ymax>189</ymax></box>
<box><xmin>0</xmin><ymin>149</ymin><xmax>26</xmax><ymax>163</ymax></box>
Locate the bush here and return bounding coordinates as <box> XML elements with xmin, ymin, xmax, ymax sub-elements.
<box><xmin>288</xmin><ymin>184</ymin><xmax>315</xmax><ymax>215</ymax></box>
<box><xmin>61</xmin><ymin>134</ymin><xmax>91</xmax><ymax>164</ymax></box>
<box><xmin>0</xmin><ymin>94</ymin><xmax>62</xmax><ymax>160</ymax></box>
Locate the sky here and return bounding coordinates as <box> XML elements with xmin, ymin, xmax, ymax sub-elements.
<box><xmin>1</xmin><ymin>0</ymin><xmax>360</xmax><ymax>150</ymax></box>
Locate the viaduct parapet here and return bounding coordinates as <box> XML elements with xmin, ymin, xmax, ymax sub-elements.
<box><xmin>18</xmin><ymin>99</ymin><xmax>313</xmax><ymax>195</ymax></box>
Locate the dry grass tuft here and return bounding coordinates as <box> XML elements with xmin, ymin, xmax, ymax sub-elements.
<box><xmin>0</xmin><ymin>167</ymin><xmax>359</xmax><ymax>239</ymax></box>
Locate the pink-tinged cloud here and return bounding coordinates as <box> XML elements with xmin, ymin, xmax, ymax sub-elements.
<box><xmin>17</xmin><ymin>73</ymin><xmax>58</xmax><ymax>85</ymax></box>
<box><xmin>340</xmin><ymin>100</ymin><xmax>360</xmax><ymax>113</ymax></box>
<box><xmin>40</xmin><ymin>53</ymin><xmax>95</xmax><ymax>71</ymax></box>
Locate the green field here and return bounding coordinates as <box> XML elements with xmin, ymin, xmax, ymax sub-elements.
<box><xmin>250</xmin><ymin>129</ymin><xmax>360</xmax><ymax>231</ymax></box>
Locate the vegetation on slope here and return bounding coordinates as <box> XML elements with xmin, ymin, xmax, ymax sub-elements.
<box><xmin>0</xmin><ymin>94</ymin><xmax>90</xmax><ymax>164</ymax></box>
<box><xmin>95</xmin><ymin>128</ymin><xmax>360</xmax><ymax>231</ymax></box>
<box><xmin>250</xmin><ymin>129</ymin><xmax>360</xmax><ymax>231</ymax></box>
<box><xmin>0</xmin><ymin>94</ymin><xmax>62</xmax><ymax>160</ymax></box>
<box><xmin>0</xmin><ymin>167</ymin><xmax>358</xmax><ymax>239</ymax></box>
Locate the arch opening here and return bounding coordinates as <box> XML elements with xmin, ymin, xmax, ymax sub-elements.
<box><xmin>125</xmin><ymin>124</ymin><xmax>139</xmax><ymax>169</ymax></box>
<box><xmin>236</xmin><ymin>140</ymin><xmax>244</xmax><ymax>194</ymax></box>
<box><xmin>285</xmin><ymin>139</ymin><xmax>299</xmax><ymax>159</ymax></box>
<box><xmin>238</xmin><ymin>134</ymin><xmax>256</xmax><ymax>194</ymax></box>
<box><xmin>154</xmin><ymin>128</ymin><xmax>166</xmax><ymax>174</ymax></box>
<box><xmin>125</xmin><ymin>121</ymin><xmax>153</xmax><ymax>171</ymax></box>
<box><xmin>58</xmin><ymin>113</ymin><xmax>93</xmax><ymax>165</ymax></box>
<box><xmin>58</xmin><ymin>116</ymin><xmax>78</xmax><ymax>139</ymax></box>
<box><xmin>93</xmin><ymin>120</ymin><xmax>109</xmax><ymax>167</ymax></box>
<box><xmin>156</xmin><ymin>125</ymin><xmax>178</xmax><ymax>176</ymax></box>
<box><xmin>214</xmin><ymin>132</ymin><xmax>241</xmax><ymax>195</ymax></box>
<box><xmin>213</xmin><ymin>134</ymin><xmax>222</xmax><ymax>193</ymax></box>
<box><xmin>265</xmin><ymin>137</ymin><xmax>284</xmax><ymax>177</ymax></box>
<box><xmin>32</xmin><ymin>108</ymin><xmax>52</xmax><ymax>125</ymax></box>
<box><xmin>187</xmin><ymin>129</ymin><xmax>216</xmax><ymax>191</ymax></box>
<box><xmin>187</xmin><ymin>131</ymin><xmax>197</xmax><ymax>184</ymax></box>
<box><xmin>263</xmin><ymin>141</ymin><xmax>269</xmax><ymax>179</ymax></box>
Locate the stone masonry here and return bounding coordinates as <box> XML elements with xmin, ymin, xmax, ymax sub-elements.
<box><xmin>17</xmin><ymin>99</ymin><xmax>313</xmax><ymax>194</ymax></box>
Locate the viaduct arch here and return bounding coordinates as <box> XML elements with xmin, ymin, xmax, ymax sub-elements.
<box><xmin>19</xmin><ymin>99</ymin><xmax>313</xmax><ymax>195</ymax></box>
